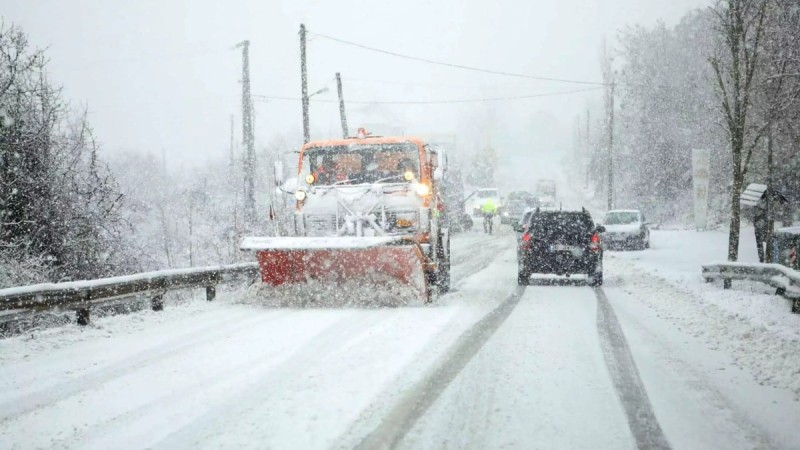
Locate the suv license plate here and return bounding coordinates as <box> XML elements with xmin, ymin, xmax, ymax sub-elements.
<box><xmin>551</xmin><ymin>244</ymin><xmax>579</xmax><ymax>252</ymax></box>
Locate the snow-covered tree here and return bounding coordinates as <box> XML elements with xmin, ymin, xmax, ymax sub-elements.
<box><xmin>0</xmin><ymin>23</ymin><xmax>129</xmax><ymax>286</ymax></box>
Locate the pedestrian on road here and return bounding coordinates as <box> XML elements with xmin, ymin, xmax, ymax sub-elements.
<box><xmin>481</xmin><ymin>198</ymin><xmax>498</xmax><ymax>234</ymax></box>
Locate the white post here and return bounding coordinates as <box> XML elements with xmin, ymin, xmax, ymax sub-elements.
<box><xmin>692</xmin><ymin>149</ymin><xmax>711</xmax><ymax>231</ymax></box>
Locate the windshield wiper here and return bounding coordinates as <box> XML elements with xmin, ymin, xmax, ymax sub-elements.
<box><xmin>372</xmin><ymin>174</ymin><xmax>406</xmax><ymax>184</ymax></box>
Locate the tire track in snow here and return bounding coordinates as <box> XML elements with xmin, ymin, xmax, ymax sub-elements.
<box><xmin>353</xmin><ymin>285</ymin><xmax>526</xmax><ymax>449</ymax></box>
<box><xmin>152</xmin><ymin>310</ymin><xmax>399</xmax><ymax>449</ymax></box>
<box><xmin>0</xmin><ymin>309</ymin><xmax>290</xmax><ymax>423</ymax></box>
<box><xmin>594</xmin><ymin>287</ymin><xmax>671</xmax><ymax>450</ymax></box>
<box><xmin>449</xmin><ymin>232</ymin><xmax>512</xmax><ymax>288</ymax></box>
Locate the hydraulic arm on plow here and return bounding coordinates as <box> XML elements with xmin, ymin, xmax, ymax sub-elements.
<box><xmin>241</xmin><ymin>132</ymin><xmax>451</xmax><ymax>303</ymax></box>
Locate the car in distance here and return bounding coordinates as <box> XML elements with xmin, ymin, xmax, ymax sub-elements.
<box><xmin>535</xmin><ymin>179</ymin><xmax>557</xmax><ymax>198</ymax></box>
<box><xmin>601</xmin><ymin>209</ymin><xmax>650</xmax><ymax>250</ymax></box>
<box><xmin>515</xmin><ymin>208</ymin><xmax>605</xmax><ymax>286</ymax></box>
<box><xmin>501</xmin><ymin>191</ymin><xmax>537</xmax><ymax>224</ymax></box>
<box><xmin>536</xmin><ymin>196</ymin><xmax>557</xmax><ymax>210</ymax></box>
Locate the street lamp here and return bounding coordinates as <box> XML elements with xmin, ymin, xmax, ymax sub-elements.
<box><xmin>308</xmin><ymin>86</ymin><xmax>330</xmax><ymax>98</ymax></box>
<box><xmin>303</xmin><ymin>84</ymin><xmax>331</xmax><ymax>143</ymax></box>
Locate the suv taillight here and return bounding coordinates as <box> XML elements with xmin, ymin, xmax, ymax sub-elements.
<box><xmin>521</xmin><ymin>232</ymin><xmax>532</xmax><ymax>250</ymax></box>
<box><xmin>589</xmin><ymin>233</ymin><xmax>601</xmax><ymax>252</ymax></box>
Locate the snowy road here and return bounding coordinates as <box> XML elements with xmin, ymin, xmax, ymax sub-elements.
<box><xmin>2</xmin><ymin>227</ymin><xmax>800</xmax><ymax>449</ymax></box>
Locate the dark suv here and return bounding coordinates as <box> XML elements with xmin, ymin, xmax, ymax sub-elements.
<box><xmin>514</xmin><ymin>208</ymin><xmax>605</xmax><ymax>286</ymax></box>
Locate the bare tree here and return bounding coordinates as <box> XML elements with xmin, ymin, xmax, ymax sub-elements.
<box><xmin>709</xmin><ymin>0</ymin><xmax>769</xmax><ymax>261</ymax></box>
<box><xmin>600</xmin><ymin>40</ymin><xmax>616</xmax><ymax>210</ymax></box>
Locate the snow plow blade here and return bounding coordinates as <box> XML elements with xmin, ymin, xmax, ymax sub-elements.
<box><xmin>240</xmin><ymin>237</ymin><xmax>429</xmax><ymax>302</ymax></box>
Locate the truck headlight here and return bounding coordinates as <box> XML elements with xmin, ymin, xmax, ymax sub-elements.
<box><xmin>414</xmin><ymin>183</ymin><xmax>430</xmax><ymax>196</ymax></box>
<box><xmin>396</xmin><ymin>218</ymin><xmax>414</xmax><ymax>228</ymax></box>
<box><xmin>295</xmin><ymin>189</ymin><xmax>307</xmax><ymax>201</ymax></box>
<box><xmin>390</xmin><ymin>211</ymin><xmax>417</xmax><ymax>229</ymax></box>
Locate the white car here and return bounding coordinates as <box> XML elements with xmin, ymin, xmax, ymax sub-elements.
<box><xmin>601</xmin><ymin>209</ymin><xmax>650</xmax><ymax>250</ymax></box>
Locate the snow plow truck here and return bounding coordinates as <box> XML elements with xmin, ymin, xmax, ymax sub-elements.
<box><xmin>241</xmin><ymin>130</ymin><xmax>451</xmax><ymax>303</ymax></box>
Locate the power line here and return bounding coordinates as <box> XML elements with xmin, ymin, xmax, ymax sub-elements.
<box><xmin>310</xmin><ymin>31</ymin><xmax>608</xmax><ymax>86</ymax></box>
<box><xmin>252</xmin><ymin>87</ymin><xmax>602</xmax><ymax>105</ymax></box>
<box><xmin>343</xmin><ymin>76</ymin><xmax>531</xmax><ymax>90</ymax></box>
<box><xmin>58</xmin><ymin>47</ymin><xmax>231</xmax><ymax>69</ymax></box>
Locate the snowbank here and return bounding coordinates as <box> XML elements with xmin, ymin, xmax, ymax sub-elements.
<box><xmin>607</xmin><ymin>229</ymin><xmax>800</xmax><ymax>397</ymax></box>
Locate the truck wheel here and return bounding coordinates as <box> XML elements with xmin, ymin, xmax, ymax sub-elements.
<box><xmin>434</xmin><ymin>234</ymin><xmax>451</xmax><ymax>294</ymax></box>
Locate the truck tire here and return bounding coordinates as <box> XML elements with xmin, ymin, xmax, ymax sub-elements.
<box><xmin>434</xmin><ymin>234</ymin><xmax>451</xmax><ymax>294</ymax></box>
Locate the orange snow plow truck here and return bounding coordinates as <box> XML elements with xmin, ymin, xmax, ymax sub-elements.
<box><xmin>241</xmin><ymin>131</ymin><xmax>451</xmax><ymax>303</ymax></box>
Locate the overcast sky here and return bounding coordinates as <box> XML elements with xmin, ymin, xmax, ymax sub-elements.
<box><xmin>5</xmin><ymin>0</ymin><xmax>709</xmax><ymax>173</ymax></box>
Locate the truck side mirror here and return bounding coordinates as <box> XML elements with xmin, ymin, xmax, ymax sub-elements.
<box><xmin>595</xmin><ymin>224</ymin><xmax>606</xmax><ymax>233</ymax></box>
<box><xmin>273</xmin><ymin>161</ymin><xmax>285</xmax><ymax>186</ymax></box>
<box><xmin>279</xmin><ymin>177</ymin><xmax>297</xmax><ymax>194</ymax></box>
<box><xmin>437</xmin><ymin>149</ymin><xmax>447</xmax><ymax>171</ymax></box>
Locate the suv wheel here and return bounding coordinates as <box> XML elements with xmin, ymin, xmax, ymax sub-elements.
<box><xmin>518</xmin><ymin>265</ymin><xmax>530</xmax><ymax>285</ymax></box>
<box><xmin>588</xmin><ymin>265</ymin><xmax>603</xmax><ymax>287</ymax></box>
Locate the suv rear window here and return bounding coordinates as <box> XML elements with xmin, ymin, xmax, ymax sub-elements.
<box><xmin>527</xmin><ymin>212</ymin><xmax>594</xmax><ymax>244</ymax></box>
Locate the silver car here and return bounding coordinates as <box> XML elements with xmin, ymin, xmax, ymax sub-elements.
<box><xmin>601</xmin><ymin>210</ymin><xmax>650</xmax><ymax>250</ymax></box>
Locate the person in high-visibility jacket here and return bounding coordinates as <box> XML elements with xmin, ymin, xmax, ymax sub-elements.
<box><xmin>480</xmin><ymin>198</ymin><xmax>498</xmax><ymax>234</ymax></box>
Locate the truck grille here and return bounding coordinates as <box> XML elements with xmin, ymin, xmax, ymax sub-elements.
<box><xmin>305</xmin><ymin>215</ymin><xmax>338</xmax><ymax>236</ymax></box>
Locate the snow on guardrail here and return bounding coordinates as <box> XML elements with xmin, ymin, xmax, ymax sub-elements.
<box><xmin>702</xmin><ymin>262</ymin><xmax>800</xmax><ymax>313</ymax></box>
<box><xmin>0</xmin><ymin>262</ymin><xmax>260</xmax><ymax>326</ymax></box>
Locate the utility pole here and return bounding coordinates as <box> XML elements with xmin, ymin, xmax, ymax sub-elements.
<box><xmin>235</xmin><ymin>40</ymin><xmax>256</xmax><ymax>225</ymax></box>
<box><xmin>300</xmin><ymin>24</ymin><xmax>310</xmax><ymax>143</ymax></box>
<box><xmin>229</xmin><ymin>114</ymin><xmax>235</xmax><ymax>168</ymax></box>
<box><xmin>336</xmin><ymin>72</ymin><xmax>348</xmax><ymax>138</ymax></box>
<box><xmin>585</xmin><ymin>110</ymin><xmax>590</xmax><ymax>189</ymax></box>
<box><xmin>765</xmin><ymin>127</ymin><xmax>775</xmax><ymax>262</ymax></box>
<box><xmin>573</xmin><ymin>115</ymin><xmax>581</xmax><ymax>172</ymax></box>
<box><xmin>161</xmin><ymin>147</ymin><xmax>167</xmax><ymax>177</ymax></box>
<box><xmin>606</xmin><ymin>82</ymin><xmax>615</xmax><ymax>210</ymax></box>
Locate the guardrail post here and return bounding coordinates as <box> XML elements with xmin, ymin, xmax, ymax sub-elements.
<box><xmin>206</xmin><ymin>285</ymin><xmax>216</xmax><ymax>301</ymax></box>
<box><xmin>76</xmin><ymin>308</ymin><xmax>90</xmax><ymax>326</ymax></box>
<box><xmin>793</xmin><ymin>298</ymin><xmax>799</xmax><ymax>314</ymax></box>
<box><xmin>723</xmin><ymin>279</ymin><xmax>731</xmax><ymax>289</ymax></box>
<box><xmin>151</xmin><ymin>294</ymin><xmax>164</xmax><ymax>311</ymax></box>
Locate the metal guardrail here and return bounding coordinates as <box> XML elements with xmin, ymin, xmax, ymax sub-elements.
<box><xmin>702</xmin><ymin>262</ymin><xmax>800</xmax><ymax>313</ymax></box>
<box><xmin>0</xmin><ymin>262</ymin><xmax>260</xmax><ymax>325</ymax></box>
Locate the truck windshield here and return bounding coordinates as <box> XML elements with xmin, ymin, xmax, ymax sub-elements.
<box><xmin>303</xmin><ymin>142</ymin><xmax>420</xmax><ymax>185</ymax></box>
